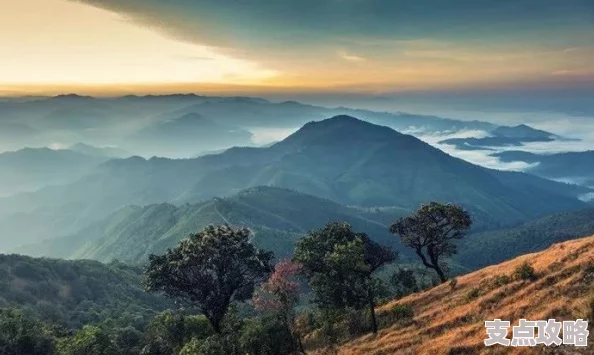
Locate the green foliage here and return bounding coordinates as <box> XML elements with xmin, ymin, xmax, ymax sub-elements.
<box><xmin>387</xmin><ymin>304</ymin><xmax>414</xmax><ymax>321</ymax></box>
<box><xmin>144</xmin><ymin>225</ymin><xmax>274</xmax><ymax>333</ymax></box>
<box><xmin>458</xmin><ymin>209</ymin><xmax>594</xmax><ymax>269</ymax></box>
<box><xmin>294</xmin><ymin>222</ymin><xmax>396</xmax><ymax>334</ymax></box>
<box><xmin>239</xmin><ymin>315</ymin><xmax>297</xmax><ymax>355</ymax></box>
<box><xmin>514</xmin><ymin>262</ymin><xmax>537</xmax><ymax>281</ymax></box>
<box><xmin>142</xmin><ymin>310</ymin><xmax>213</xmax><ymax>354</ymax></box>
<box><xmin>56</xmin><ymin>326</ymin><xmax>117</xmax><ymax>355</ymax></box>
<box><xmin>0</xmin><ymin>308</ymin><xmax>56</xmax><ymax>355</ymax></box>
<box><xmin>391</xmin><ymin>202</ymin><xmax>472</xmax><ymax>283</ymax></box>
<box><xmin>0</xmin><ymin>255</ymin><xmax>171</xmax><ymax>330</ymax></box>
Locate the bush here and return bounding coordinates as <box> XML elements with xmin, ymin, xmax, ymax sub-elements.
<box><xmin>514</xmin><ymin>263</ymin><xmax>537</xmax><ymax>281</ymax></box>
<box><xmin>449</xmin><ymin>278</ymin><xmax>458</xmax><ymax>291</ymax></box>
<box><xmin>388</xmin><ymin>304</ymin><xmax>414</xmax><ymax>321</ymax></box>
<box><xmin>493</xmin><ymin>275</ymin><xmax>511</xmax><ymax>287</ymax></box>
<box><xmin>466</xmin><ymin>288</ymin><xmax>480</xmax><ymax>301</ymax></box>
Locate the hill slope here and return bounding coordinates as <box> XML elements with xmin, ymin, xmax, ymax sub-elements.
<box><xmin>336</xmin><ymin>235</ymin><xmax>594</xmax><ymax>355</ymax></box>
<box><xmin>459</xmin><ymin>208</ymin><xmax>594</xmax><ymax>269</ymax></box>
<box><xmin>0</xmin><ymin>254</ymin><xmax>171</xmax><ymax>329</ymax></box>
<box><xmin>18</xmin><ymin>187</ymin><xmax>404</xmax><ymax>264</ymax></box>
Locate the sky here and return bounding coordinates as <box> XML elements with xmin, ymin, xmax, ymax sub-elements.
<box><xmin>0</xmin><ymin>0</ymin><xmax>593</xmax><ymax>97</ymax></box>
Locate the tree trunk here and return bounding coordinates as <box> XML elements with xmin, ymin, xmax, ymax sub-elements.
<box><xmin>367</xmin><ymin>285</ymin><xmax>378</xmax><ymax>334</ymax></box>
<box><xmin>434</xmin><ymin>265</ymin><xmax>447</xmax><ymax>284</ymax></box>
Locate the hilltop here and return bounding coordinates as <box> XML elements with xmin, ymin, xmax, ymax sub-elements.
<box><xmin>332</xmin><ymin>235</ymin><xmax>594</xmax><ymax>354</ymax></box>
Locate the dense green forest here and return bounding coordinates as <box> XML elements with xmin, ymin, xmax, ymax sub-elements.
<box><xmin>0</xmin><ymin>254</ymin><xmax>171</xmax><ymax>330</ymax></box>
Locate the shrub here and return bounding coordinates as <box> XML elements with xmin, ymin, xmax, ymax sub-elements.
<box><xmin>514</xmin><ymin>262</ymin><xmax>537</xmax><ymax>281</ymax></box>
<box><xmin>388</xmin><ymin>304</ymin><xmax>414</xmax><ymax>321</ymax></box>
<box><xmin>493</xmin><ymin>275</ymin><xmax>511</xmax><ymax>287</ymax></box>
<box><xmin>466</xmin><ymin>288</ymin><xmax>480</xmax><ymax>301</ymax></box>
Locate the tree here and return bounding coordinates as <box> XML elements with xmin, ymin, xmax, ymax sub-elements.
<box><xmin>0</xmin><ymin>308</ymin><xmax>56</xmax><ymax>355</ymax></box>
<box><xmin>57</xmin><ymin>325</ymin><xmax>117</xmax><ymax>355</ymax></box>
<box><xmin>294</xmin><ymin>222</ymin><xmax>396</xmax><ymax>334</ymax></box>
<box><xmin>143</xmin><ymin>225</ymin><xmax>273</xmax><ymax>333</ymax></box>
<box><xmin>253</xmin><ymin>260</ymin><xmax>304</xmax><ymax>353</ymax></box>
<box><xmin>390</xmin><ymin>202</ymin><xmax>472</xmax><ymax>283</ymax></box>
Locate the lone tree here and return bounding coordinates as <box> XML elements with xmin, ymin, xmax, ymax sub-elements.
<box><xmin>253</xmin><ymin>260</ymin><xmax>304</xmax><ymax>353</ymax></box>
<box><xmin>294</xmin><ymin>222</ymin><xmax>396</xmax><ymax>334</ymax></box>
<box><xmin>144</xmin><ymin>225</ymin><xmax>273</xmax><ymax>333</ymax></box>
<box><xmin>390</xmin><ymin>202</ymin><xmax>472</xmax><ymax>283</ymax></box>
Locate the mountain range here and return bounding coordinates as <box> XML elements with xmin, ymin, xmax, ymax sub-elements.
<box><xmin>439</xmin><ymin>124</ymin><xmax>563</xmax><ymax>150</ymax></box>
<box><xmin>17</xmin><ymin>186</ymin><xmax>405</xmax><ymax>264</ymax></box>
<box><xmin>5</xmin><ymin>115</ymin><xmax>591</xmax><ymax>257</ymax></box>
<box><xmin>493</xmin><ymin>150</ymin><xmax>594</xmax><ymax>189</ymax></box>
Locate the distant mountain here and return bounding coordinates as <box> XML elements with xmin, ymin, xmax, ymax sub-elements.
<box><xmin>0</xmin><ymin>116</ymin><xmax>587</xmax><ymax>250</ymax></box>
<box><xmin>493</xmin><ymin>150</ymin><xmax>594</xmax><ymax>189</ymax></box>
<box><xmin>0</xmin><ymin>147</ymin><xmax>108</xmax><ymax>197</ymax></box>
<box><xmin>127</xmin><ymin>113</ymin><xmax>254</xmax><ymax>157</ymax></box>
<box><xmin>18</xmin><ymin>186</ymin><xmax>406</xmax><ymax>264</ymax></box>
<box><xmin>491</xmin><ymin>124</ymin><xmax>557</xmax><ymax>140</ymax></box>
<box><xmin>0</xmin><ymin>253</ymin><xmax>170</xmax><ymax>329</ymax></box>
<box><xmin>68</xmin><ymin>143</ymin><xmax>131</xmax><ymax>158</ymax></box>
<box><xmin>458</xmin><ymin>208</ymin><xmax>594</xmax><ymax>269</ymax></box>
<box><xmin>439</xmin><ymin>124</ymin><xmax>563</xmax><ymax>150</ymax></box>
<box><xmin>180</xmin><ymin>116</ymin><xmax>586</xmax><ymax>224</ymax></box>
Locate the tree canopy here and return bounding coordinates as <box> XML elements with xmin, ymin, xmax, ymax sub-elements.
<box><xmin>294</xmin><ymin>222</ymin><xmax>396</xmax><ymax>333</ymax></box>
<box><xmin>390</xmin><ymin>202</ymin><xmax>472</xmax><ymax>283</ymax></box>
<box><xmin>143</xmin><ymin>225</ymin><xmax>274</xmax><ymax>333</ymax></box>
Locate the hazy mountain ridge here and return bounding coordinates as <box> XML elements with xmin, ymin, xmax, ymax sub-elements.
<box><xmin>493</xmin><ymin>150</ymin><xmax>594</xmax><ymax>189</ymax></box>
<box><xmin>439</xmin><ymin>123</ymin><xmax>565</xmax><ymax>150</ymax></box>
<box><xmin>0</xmin><ymin>115</ymin><xmax>588</xmax><ymax>252</ymax></box>
<box><xmin>0</xmin><ymin>146</ymin><xmax>109</xmax><ymax>197</ymax></box>
<box><xmin>459</xmin><ymin>208</ymin><xmax>594</xmax><ymax>269</ymax></box>
<box><xmin>17</xmin><ymin>186</ymin><xmax>405</xmax><ymax>264</ymax></box>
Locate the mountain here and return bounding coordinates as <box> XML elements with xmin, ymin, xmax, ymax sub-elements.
<box><xmin>439</xmin><ymin>124</ymin><xmax>562</xmax><ymax>150</ymax></box>
<box><xmin>0</xmin><ymin>254</ymin><xmax>171</xmax><ymax>329</ymax></box>
<box><xmin>491</xmin><ymin>124</ymin><xmax>557</xmax><ymax>140</ymax></box>
<box><xmin>330</xmin><ymin>234</ymin><xmax>594</xmax><ymax>354</ymax></box>
<box><xmin>17</xmin><ymin>186</ymin><xmax>407</xmax><ymax>264</ymax></box>
<box><xmin>0</xmin><ymin>94</ymin><xmax>518</xmax><ymax>157</ymax></box>
<box><xmin>127</xmin><ymin>112</ymin><xmax>254</xmax><ymax>157</ymax></box>
<box><xmin>181</xmin><ymin>116</ymin><xmax>586</xmax><ymax>224</ymax></box>
<box><xmin>68</xmin><ymin>143</ymin><xmax>131</xmax><ymax>158</ymax></box>
<box><xmin>458</xmin><ymin>208</ymin><xmax>594</xmax><ymax>269</ymax></box>
<box><xmin>493</xmin><ymin>150</ymin><xmax>594</xmax><ymax>189</ymax></box>
<box><xmin>0</xmin><ymin>116</ymin><xmax>587</xmax><ymax>250</ymax></box>
<box><xmin>0</xmin><ymin>147</ymin><xmax>108</xmax><ymax>197</ymax></box>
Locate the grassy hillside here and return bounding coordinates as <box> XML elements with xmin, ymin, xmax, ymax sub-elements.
<box><xmin>0</xmin><ymin>254</ymin><xmax>171</xmax><ymax>330</ymax></box>
<box><xmin>19</xmin><ymin>187</ymin><xmax>405</xmax><ymax>264</ymax></box>
<box><xmin>331</xmin><ymin>235</ymin><xmax>594</xmax><ymax>355</ymax></box>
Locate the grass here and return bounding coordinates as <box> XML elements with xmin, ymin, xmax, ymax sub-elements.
<box><xmin>328</xmin><ymin>234</ymin><xmax>594</xmax><ymax>355</ymax></box>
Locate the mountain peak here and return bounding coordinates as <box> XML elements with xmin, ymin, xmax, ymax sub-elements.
<box><xmin>274</xmin><ymin>115</ymin><xmax>405</xmax><ymax>150</ymax></box>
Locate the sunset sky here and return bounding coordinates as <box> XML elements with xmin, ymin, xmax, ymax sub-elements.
<box><xmin>1</xmin><ymin>0</ymin><xmax>593</xmax><ymax>96</ymax></box>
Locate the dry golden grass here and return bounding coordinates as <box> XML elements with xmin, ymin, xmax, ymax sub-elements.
<box><xmin>336</xmin><ymin>235</ymin><xmax>594</xmax><ymax>355</ymax></box>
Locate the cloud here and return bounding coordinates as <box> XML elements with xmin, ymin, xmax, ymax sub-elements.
<box><xmin>337</xmin><ymin>51</ymin><xmax>366</xmax><ymax>62</ymax></box>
